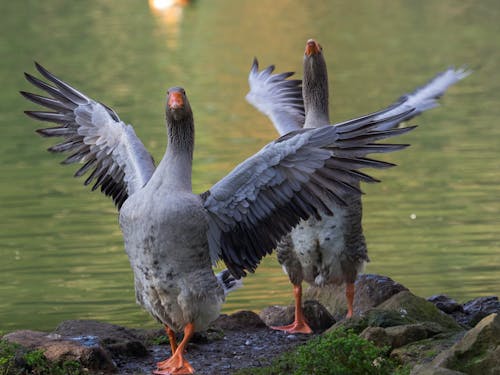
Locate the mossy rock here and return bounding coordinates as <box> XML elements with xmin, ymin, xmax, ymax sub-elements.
<box><xmin>327</xmin><ymin>316</ymin><xmax>370</xmax><ymax>334</ymax></box>
<box><xmin>432</xmin><ymin>313</ymin><xmax>500</xmax><ymax>374</ymax></box>
<box><xmin>374</xmin><ymin>291</ymin><xmax>461</xmax><ymax>332</ymax></box>
<box><xmin>305</xmin><ymin>274</ymin><xmax>408</xmax><ymax>320</ymax></box>
<box><xmin>391</xmin><ymin>332</ymin><xmax>464</xmax><ymax>367</ymax></box>
<box><xmin>331</xmin><ymin>291</ymin><xmax>461</xmax><ymax>334</ymax></box>
<box><xmin>366</xmin><ymin>309</ymin><xmax>415</xmax><ymax>328</ymax></box>
<box><xmin>410</xmin><ymin>364</ymin><xmax>467</xmax><ymax>374</ymax></box>
<box><xmin>328</xmin><ymin>309</ymin><xmax>419</xmax><ymax>335</ymax></box>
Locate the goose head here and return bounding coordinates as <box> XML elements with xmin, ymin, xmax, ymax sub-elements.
<box><xmin>303</xmin><ymin>38</ymin><xmax>328</xmax><ymax>88</ymax></box>
<box><xmin>165</xmin><ymin>86</ymin><xmax>195</xmax><ymax>154</ymax></box>
<box><xmin>166</xmin><ymin>86</ymin><xmax>193</xmax><ymax>123</ymax></box>
<box><xmin>303</xmin><ymin>39</ymin><xmax>330</xmax><ymax>127</ymax></box>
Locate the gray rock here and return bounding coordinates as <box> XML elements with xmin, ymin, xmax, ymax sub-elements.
<box><xmin>259</xmin><ymin>305</ymin><xmax>292</xmax><ymax>327</ymax></box>
<box><xmin>390</xmin><ymin>331</ymin><xmax>464</xmax><ymax>368</ymax></box>
<box><xmin>361</xmin><ymin>322</ymin><xmax>445</xmax><ymax>349</ymax></box>
<box><xmin>359</xmin><ymin>326</ymin><xmax>391</xmax><ymax>347</ymax></box>
<box><xmin>259</xmin><ymin>300</ymin><xmax>335</xmax><ymax>333</ymax></box>
<box><xmin>211</xmin><ymin>310</ymin><xmax>267</xmax><ymax>331</ymax></box>
<box><xmin>3</xmin><ymin>329</ymin><xmax>116</xmax><ymax>372</ymax></box>
<box><xmin>54</xmin><ymin>320</ymin><xmax>148</xmax><ymax>358</ymax></box>
<box><xmin>431</xmin><ymin>313</ymin><xmax>500</xmax><ymax>374</ymax></box>
<box><xmin>305</xmin><ymin>274</ymin><xmax>408</xmax><ymax>319</ymax></box>
<box><xmin>411</xmin><ymin>364</ymin><xmax>467</xmax><ymax>374</ymax></box>
<box><xmin>427</xmin><ymin>295</ymin><xmax>464</xmax><ymax>314</ymax></box>
<box><xmin>386</xmin><ymin>324</ymin><xmax>434</xmax><ymax>348</ymax></box>
<box><xmin>330</xmin><ymin>290</ymin><xmax>462</xmax><ymax>337</ymax></box>
<box><xmin>374</xmin><ymin>291</ymin><xmax>462</xmax><ymax>332</ymax></box>
<box><xmin>462</xmin><ymin>296</ymin><xmax>500</xmax><ymax>326</ymax></box>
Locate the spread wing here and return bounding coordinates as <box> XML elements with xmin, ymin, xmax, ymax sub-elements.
<box><xmin>201</xmin><ymin>109</ymin><xmax>417</xmax><ymax>278</ymax></box>
<box><xmin>245</xmin><ymin>58</ymin><xmax>304</xmax><ymax>135</ymax></box>
<box><xmin>370</xmin><ymin>67</ymin><xmax>470</xmax><ymax>131</ymax></box>
<box><xmin>247</xmin><ymin>60</ymin><xmax>469</xmax><ymax>136</ymax></box>
<box><xmin>21</xmin><ymin>62</ymin><xmax>156</xmax><ymax>209</ymax></box>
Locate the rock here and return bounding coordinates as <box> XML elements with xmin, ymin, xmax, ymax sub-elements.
<box><xmin>259</xmin><ymin>300</ymin><xmax>335</xmax><ymax>333</ymax></box>
<box><xmin>305</xmin><ymin>274</ymin><xmax>408</xmax><ymax>319</ymax></box>
<box><xmin>329</xmin><ymin>291</ymin><xmax>461</xmax><ymax>338</ymax></box>
<box><xmin>359</xmin><ymin>326</ymin><xmax>391</xmax><ymax>347</ymax></box>
<box><xmin>327</xmin><ymin>315</ymin><xmax>369</xmax><ymax>334</ymax></box>
<box><xmin>462</xmin><ymin>296</ymin><xmax>500</xmax><ymax>327</ymax></box>
<box><xmin>54</xmin><ymin>320</ymin><xmax>148</xmax><ymax>358</ymax></box>
<box><xmin>365</xmin><ymin>308</ymin><xmax>414</xmax><ymax>328</ymax></box>
<box><xmin>410</xmin><ymin>364</ymin><xmax>467</xmax><ymax>374</ymax></box>
<box><xmin>361</xmin><ymin>323</ymin><xmax>445</xmax><ymax>349</ymax></box>
<box><xmin>3</xmin><ymin>329</ymin><xmax>116</xmax><ymax>372</ymax></box>
<box><xmin>391</xmin><ymin>331</ymin><xmax>464</xmax><ymax>368</ymax></box>
<box><xmin>211</xmin><ymin>310</ymin><xmax>267</xmax><ymax>331</ymax></box>
<box><xmin>303</xmin><ymin>300</ymin><xmax>336</xmax><ymax>332</ymax></box>
<box><xmin>427</xmin><ymin>295</ymin><xmax>464</xmax><ymax>314</ymax></box>
<box><xmin>435</xmin><ymin>296</ymin><xmax>500</xmax><ymax>328</ymax></box>
<box><xmin>384</xmin><ymin>323</ymin><xmax>429</xmax><ymax>348</ymax></box>
<box><xmin>375</xmin><ymin>291</ymin><xmax>462</xmax><ymax>332</ymax></box>
<box><xmin>431</xmin><ymin>313</ymin><xmax>500</xmax><ymax>374</ymax></box>
<box><xmin>259</xmin><ymin>305</ymin><xmax>292</xmax><ymax>327</ymax></box>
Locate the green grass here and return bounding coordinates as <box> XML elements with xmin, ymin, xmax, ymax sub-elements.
<box><xmin>235</xmin><ymin>328</ymin><xmax>410</xmax><ymax>375</ymax></box>
<box><xmin>150</xmin><ymin>334</ymin><xmax>170</xmax><ymax>346</ymax></box>
<box><xmin>0</xmin><ymin>340</ymin><xmax>85</xmax><ymax>375</ymax></box>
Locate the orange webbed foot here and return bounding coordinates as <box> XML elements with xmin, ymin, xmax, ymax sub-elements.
<box><xmin>271</xmin><ymin>320</ymin><xmax>313</xmax><ymax>334</ymax></box>
<box><xmin>154</xmin><ymin>355</ymin><xmax>194</xmax><ymax>374</ymax></box>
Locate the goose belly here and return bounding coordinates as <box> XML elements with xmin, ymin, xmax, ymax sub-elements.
<box><xmin>119</xmin><ymin>192</ymin><xmax>224</xmax><ymax>332</ymax></box>
<box><xmin>290</xmin><ymin>205</ymin><xmax>368</xmax><ymax>287</ymax></box>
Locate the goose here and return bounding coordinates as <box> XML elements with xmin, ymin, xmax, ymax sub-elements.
<box><xmin>247</xmin><ymin>39</ymin><xmax>469</xmax><ymax>333</ymax></box>
<box><xmin>22</xmin><ymin>62</ymin><xmax>416</xmax><ymax>374</ymax></box>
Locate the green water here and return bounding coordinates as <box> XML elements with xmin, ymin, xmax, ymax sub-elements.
<box><xmin>1</xmin><ymin>0</ymin><xmax>499</xmax><ymax>332</ymax></box>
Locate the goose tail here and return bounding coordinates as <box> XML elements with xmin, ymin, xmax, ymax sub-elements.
<box><xmin>216</xmin><ymin>269</ymin><xmax>243</xmax><ymax>296</ymax></box>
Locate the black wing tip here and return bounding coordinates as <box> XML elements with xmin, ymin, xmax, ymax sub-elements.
<box><xmin>250</xmin><ymin>57</ymin><xmax>259</xmax><ymax>74</ymax></box>
<box><xmin>24</xmin><ymin>71</ymin><xmax>36</xmax><ymax>82</ymax></box>
<box><xmin>19</xmin><ymin>90</ymin><xmax>32</xmax><ymax>99</ymax></box>
<box><xmin>35</xmin><ymin>128</ymin><xmax>52</xmax><ymax>137</ymax></box>
<box><xmin>24</xmin><ymin>110</ymin><xmax>39</xmax><ymax>119</ymax></box>
<box><xmin>34</xmin><ymin>61</ymin><xmax>49</xmax><ymax>76</ymax></box>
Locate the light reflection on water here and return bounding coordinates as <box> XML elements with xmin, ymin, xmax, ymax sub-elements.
<box><xmin>0</xmin><ymin>0</ymin><xmax>499</xmax><ymax>332</ymax></box>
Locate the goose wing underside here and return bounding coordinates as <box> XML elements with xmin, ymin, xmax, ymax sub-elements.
<box><xmin>201</xmin><ymin>108</ymin><xmax>417</xmax><ymax>278</ymax></box>
<box><xmin>21</xmin><ymin>63</ymin><xmax>156</xmax><ymax>209</ymax></box>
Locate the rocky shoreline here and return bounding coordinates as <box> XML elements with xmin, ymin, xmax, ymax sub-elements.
<box><xmin>2</xmin><ymin>274</ymin><xmax>499</xmax><ymax>374</ymax></box>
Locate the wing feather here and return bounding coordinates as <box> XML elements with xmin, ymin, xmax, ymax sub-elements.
<box><xmin>246</xmin><ymin>58</ymin><xmax>304</xmax><ymax>135</ymax></box>
<box><xmin>248</xmin><ymin>61</ymin><xmax>469</xmax><ymax>137</ymax></box>
<box><xmin>341</xmin><ymin>67</ymin><xmax>470</xmax><ymax>132</ymax></box>
<box><xmin>202</xmin><ymin>113</ymin><xmax>416</xmax><ymax>277</ymax></box>
<box><xmin>21</xmin><ymin>62</ymin><xmax>156</xmax><ymax>209</ymax></box>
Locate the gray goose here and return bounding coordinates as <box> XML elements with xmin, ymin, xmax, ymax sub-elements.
<box><xmin>22</xmin><ymin>62</ymin><xmax>417</xmax><ymax>373</ymax></box>
<box><xmin>247</xmin><ymin>39</ymin><xmax>468</xmax><ymax>333</ymax></box>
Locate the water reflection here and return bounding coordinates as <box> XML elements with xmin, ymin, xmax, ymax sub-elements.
<box><xmin>148</xmin><ymin>0</ymin><xmax>189</xmax><ymax>49</ymax></box>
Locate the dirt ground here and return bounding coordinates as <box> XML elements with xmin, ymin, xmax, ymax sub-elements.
<box><xmin>116</xmin><ymin>312</ymin><xmax>314</xmax><ymax>375</ymax></box>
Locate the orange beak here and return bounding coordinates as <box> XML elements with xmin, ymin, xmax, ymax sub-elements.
<box><xmin>305</xmin><ymin>39</ymin><xmax>321</xmax><ymax>56</ymax></box>
<box><xmin>168</xmin><ymin>91</ymin><xmax>184</xmax><ymax>110</ymax></box>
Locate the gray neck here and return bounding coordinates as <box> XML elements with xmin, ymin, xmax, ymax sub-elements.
<box><xmin>303</xmin><ymin>55</ymin><xmax>330</xmax><ymax>128</ymax></box>
<box><xmin>156</xmin><ymin>114</ymin><xmax>194</xmax><ymax>192</ymax></box>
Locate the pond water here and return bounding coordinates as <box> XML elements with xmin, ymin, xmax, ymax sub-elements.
<box><xmin>1</xmin><ymin>0</ymin><xmax>499</xmax><ymax>332</ymax></box>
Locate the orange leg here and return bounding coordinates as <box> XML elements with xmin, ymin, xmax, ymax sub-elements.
<box><xmin>166</xmin><ymin>326</ymin><xmax>177</xmax><ymax>355</ymax></box>
<box><xmin>345</xmin><ymin>282</ymin><xmax>355</xmax><ymax>318</ymax></box>
<box><xmin>271</xmin><ymin>284</ymin><xmax>313</xmax><ymax>334</ymax></box>
<box><xmin>154</xmin><ymin>323</ymin><xmax>195</xmax><ymax>375</ymax></box>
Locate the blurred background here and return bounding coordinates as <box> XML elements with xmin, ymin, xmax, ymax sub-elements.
<box><xmin>1</xmin><ymin>0</ymin><xmax>499</xmax><ymax>332</ymax></box>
